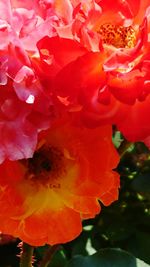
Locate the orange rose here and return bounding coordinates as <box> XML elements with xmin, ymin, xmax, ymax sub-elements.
<box><xmin>0</xmin><ymin>120</ymin><xmax>119</xmax><ymax>246</ymax></box>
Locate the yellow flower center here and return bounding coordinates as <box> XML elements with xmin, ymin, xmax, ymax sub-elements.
<box><xmin>98</xmin><ymin>23</ymin><xmax>136</xmax><ymax>48</ymax></box>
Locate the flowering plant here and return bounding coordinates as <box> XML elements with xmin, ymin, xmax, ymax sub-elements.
<box><xmin>0</xmin><ymin>1</ymin><xmax>149</xmax><ymax>267</ymax></box>
<box><xmin>35</xmin><ymin>0</ymin><xmax>150</xmax><ymax>143</ymax></box>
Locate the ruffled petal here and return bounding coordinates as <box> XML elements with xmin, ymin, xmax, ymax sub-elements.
<box><xmin>0</xmin><ymin>120</ymin><xmax>120</xmax><ymax>245</ymax></box>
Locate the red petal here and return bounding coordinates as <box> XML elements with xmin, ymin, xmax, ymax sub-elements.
<box><xmin>117</xmin><ymin>94</ymin><xmax>150</xmax><ymax>141</ymax></box>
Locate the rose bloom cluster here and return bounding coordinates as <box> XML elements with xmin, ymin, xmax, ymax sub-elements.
<box><xmin>35</xmin><ymin>0</ymin><xmax>150</xmax><ymax>144</ymax></box>
<box><xmin>0</xmin><ymin>0</ymin><xmax>149</xmax><ymax>246</ymax></box>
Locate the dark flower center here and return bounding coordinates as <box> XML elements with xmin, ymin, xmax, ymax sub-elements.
<box><xmin>28</xmin><ymin>150</ymin><xmax>52</xmax><ymax>174</ymax></box>
<box><xmin>22</xmin><ymin>145</ymin><xmax>65</xmax><ymax>185</ymax></box>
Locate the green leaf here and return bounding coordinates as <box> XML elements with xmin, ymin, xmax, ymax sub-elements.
<box><xmin>35</xmin><ymin>246</ymin><xmax>67</xmax><ymax>267</ymax></box>
<box><xmin>71</xmin><ymin>231</ymin><xmax>90</xmax><ymax>257</ymax></box>
<box><xmin>127</xmin><ymin>232</ymin><xmax>150</xmax><ymax>264</ymax></box>
<box><xmin>112</xmin><ymin>131</ymin><xmax>123</xmax><ymax>148</ymax></box>
<box><xmin>65</xmin><ymin>248</ymin><xmax>150</xmax><ymax>267</ymax></box>
<box><xmin>48</xmin><ymin>250</ymin><xmax>68</xmax><ymax>267</ymax></box>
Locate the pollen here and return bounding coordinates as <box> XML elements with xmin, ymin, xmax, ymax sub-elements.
<box><xmin>22</xmin><ymin>145</ymin><xmax>65</xmax><ymax>185</ymax></box>
<box><xmin>98</xmin><ymin>23</ymin><xmax>136</xmax><ymax>48</ymax></box>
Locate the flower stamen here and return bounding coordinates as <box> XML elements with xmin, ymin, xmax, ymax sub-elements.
<box><xmin>98</xmin><ymin>23</ymin><xmax>136</xmax><ymax>48</ymax></box>
<box><xmin>22</xmin><ymin>145</ymin><xmax>65</xmax><ymax>185</ymax></box>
